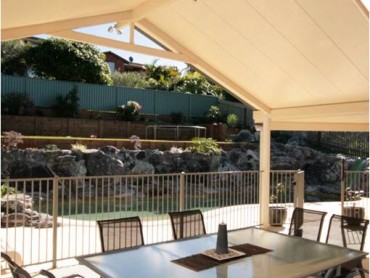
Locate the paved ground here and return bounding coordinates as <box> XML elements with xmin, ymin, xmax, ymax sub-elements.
<box><xmin>1</xmin><ymin>201</ymin><xmax>369</xmax><ymax>277</ymax></box>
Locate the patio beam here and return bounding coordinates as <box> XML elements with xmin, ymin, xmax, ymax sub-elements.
<box><xmin>254</xmin><ymin>101</ymin><xmax>369</xmax><ymax>131</ymax></box>
<box><xmin>268</xmin><ymin>122</ymin><xmax>369</xmax><ymax>132</ymax></box>
<box><xmin>1</xmin><ymin>11</ymin><xmax>133</xmax><ymax>41</ymax></box>
<box><xmin>49</xmin><ymin>30</ymin><xmax>192</xmax><ymax>63</ymax></box>
<box><xmin>264</xmin><ymin>102</ymin><xmax>368</xmax><ymax>121</ymax></box>
<box><xmin>137</xmin><ymin>20</ymin><xmax>271</xmax><ymax>114</ymax></box>
<box><xmin>1</xmin><ymin>0</ymin><xmax>178</xmax><ymax>41</ymax></box>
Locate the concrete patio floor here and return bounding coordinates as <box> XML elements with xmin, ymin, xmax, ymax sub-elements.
<box><xmin>1</xmin><ymin>201</ymin><xmax>369</xmax><ymax>277</ymax></box>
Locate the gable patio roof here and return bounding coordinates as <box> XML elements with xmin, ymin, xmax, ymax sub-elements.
<box><xmin>2</xmin><ymin>0</ymin><xmax>368</xmax><ymax>131</ymax></box>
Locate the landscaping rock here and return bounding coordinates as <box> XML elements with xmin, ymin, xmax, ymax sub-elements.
<box><xmin>100</xmin><ymin>145</ymin><xmax>119</xmax><ymax>155</ymax></box>
<box><xmin>130</xmin><ymin>160</ymin><xmax>154</xmax><ymax>175</ymax></box>
<box><xmin>52</xmin><ymin>155</ymin><xmax>87</xmax><ymax>177</ymax></box>
<box><xmin>84</xmin><ymin>150</ymin><xmax>126</xmax><ymax>176</ymax></box>
<box><xmin>232</xmin><ymin>130</ymin><xmax>255</xmax><ymax>142</ymax></box>
<box><xmin>0</xmin><ymin>194</ymin><xmax>59</xmax><ymax>228</ymax></box>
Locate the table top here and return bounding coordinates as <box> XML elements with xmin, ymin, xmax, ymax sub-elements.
<box><xmin>77</xmin><ymin>227</ymin><xmax>367</xmax><ymax>278</ymax></box>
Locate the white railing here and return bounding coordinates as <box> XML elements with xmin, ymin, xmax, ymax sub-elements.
<box><xmin>1</xmin><ymin>170</ymin><xmax>301</xmax><ymax>267</ymax></box>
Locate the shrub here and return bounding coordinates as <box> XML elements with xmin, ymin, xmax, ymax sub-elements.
<box><xmin>1</xmin><ymin>92</ymin><xmax>34</xmax><ymax>115</ymax></box>
<box><xmin>0</xmin><ymin>184</ymin><xmax>17</xmax><ymax>197</ymax></box>
<box><xmin>111</xmin><ymin>71</ymin><xmax>149</xmax><ymax>88</ymax></box>
<box><xmin>71</xmin><ymin>142</ymin><xmax>86</xmax><ymax>151</ymax></box>
<box><xmin>270</xmin><ymin>183</ymin><xmax>286</xmax><ymax>204</ymax></box>
<box><xmin>206</xmin><ymin>105</ymin><xmax>221</xmax><ymax>123</ymax></box>
<box><xmin>116</xmin><ymin>101</ymin><xmax>142</xmax><ymax>121</ymax></box>
<box><xmin>2</xmin><ymin>131</ymin><xmax>23</xmax><ymax>150</ymax></box>
<box><xmin>226</xmin><ymin>114</ymin><xmax>238</xmax><ymax>128</ymax></box>
<box><xmin>186</xmin><ymin>138</ymin><xmax>221</xmax><ymax>155</ymax></box>
<box><xmin>44</xmin><ymin>144</ymin><xmax>59</xmax><ymax>151</ymax></box>
<box><xmin>54</xmin><ymin>86</ymin><xmax>79</xmax><ymax>118</ymax></box>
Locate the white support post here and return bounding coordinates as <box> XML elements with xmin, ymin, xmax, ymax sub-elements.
<box><xmin>258</xmin><ymin>113</ymin><xmax>271</xmax><ymax>228</ymax></box>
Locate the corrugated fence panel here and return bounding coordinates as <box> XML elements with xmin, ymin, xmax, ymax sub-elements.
<box><xmin>27</xmin><ymin>78</ymin><xmax>75</xmax><ymax>107</ymax></box>
<box><xmin>1</xmin><ymin>75</ymin><xmax>26</xmax><ymax>93</ymax></box>
<box><xmin>155</xmin><ymin>92</ymin><xmax>190</xmax><ymax>116</ymax></box>
<box><xmin>1</xmin><ymin>75</ymin><xmax>252</xmax><ymax>122</ymax></box>
<box><xmin>190</xmin><ymin>94</ymin><xmax>219</xmax><ymax>117</ymax></box>
<box><xmin>78</xmin><ymin>83</ymin><xmax>116</xmax><ymax>111</ymax></box>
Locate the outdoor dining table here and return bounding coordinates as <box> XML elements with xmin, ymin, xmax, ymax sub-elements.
<box><xmin>77</xmin><ymin>227</ymin><xmax>367</xmax><ymax>278</ymax></box>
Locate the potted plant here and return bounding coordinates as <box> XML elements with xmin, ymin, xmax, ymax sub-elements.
<box><xmin>269</xmin><ymin>183</ymin><xmax>287</xmax><ymax>226</ymax></box>
<box><xmin>343</xmin><ymin>187</ymin><xmax>365</xmax><ymax>224</ymax></box>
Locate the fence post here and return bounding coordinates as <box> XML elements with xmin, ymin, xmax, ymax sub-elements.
<box><xmin>294</xmin><ymin>170</ymin><xmax>304</xmax><ymax>209</ymax></box>
<box><xmin>179</xmin><ymin>172</ymin><xmax>185</xmax><ymax>211</ymax></box>
<box><xmin>52</xmin><ymin>177</ymin><xmax>59</xmax><ymax>268</ymax></box>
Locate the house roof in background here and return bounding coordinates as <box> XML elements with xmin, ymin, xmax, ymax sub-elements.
<box><xmin>2</xmin><ymin>0</ymin><xmax>368</xmax><ymax>131</ymax></box>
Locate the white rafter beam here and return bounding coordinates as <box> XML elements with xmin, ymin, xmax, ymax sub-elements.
<box><xmin>1</xmin><ymin>0</ymin><xmax>175</xmax><ymax>41</ymax></box>
<box><xmin>2</xmin><ymin>11</ymin><xmax>133</xmax><ymax>41</ymax></box>
<box><xmin>49</xmin><ymin>30</ymin><xmax>192</xmax><ymax>63</ymax></box>
<box><xmin>137</xmin><ymin>20</ymin><xmax>270</xmax><ymax>113</ymax></box>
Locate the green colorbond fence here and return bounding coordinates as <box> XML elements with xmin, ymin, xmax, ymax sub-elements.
<box><xmin>1</xmin><ymin>74</ymin><xmax>253</xmax><ymax>125</ymax></box>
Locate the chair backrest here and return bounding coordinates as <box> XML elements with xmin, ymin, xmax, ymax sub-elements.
<box><xmin>97</xmin><ymin>216</ymin><xmax>144</xmax><ymax>252</ymax></box>
<box><xmin>1</xmin><ymin>252</ymin><xmax>31</xmax><ymax>278</ymax></box>
<box><xmin>326</xmin><ymin>214</ymin><xmax>369</xmax><ymax>251</ymax></box>
<box><xmin>288</xmin><ymin>208</ymin><xmax>327</xmax><ymax>241</ymax></box>
<box><xmin>169</xmin><ymin>209</ymin><xmax>206</xmax><ymax>240</ymax></box>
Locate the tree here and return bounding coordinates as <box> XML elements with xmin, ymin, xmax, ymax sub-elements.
<box><xmin>27</xmin><ymin>39</ymin><xmax>112</xmax><ymax>85</ymax></box>
<box><xmin>144</xmin><ymin>59</ymin><xmax>180</xmax><ymax>90</ymax></box>
<box><xmin>1</xmin><ymin>40</ymin><xmax>30</xmax><ymax>76</ymax></box>
<box><xmin>111</xmin><ymin>71</ymin><xmax>149</xmax><ymax>88</ymax></box>
<box><xmin>176</xmin><ymin>71</ymin><xmax>224</xmax><ymax>98</ymax></box>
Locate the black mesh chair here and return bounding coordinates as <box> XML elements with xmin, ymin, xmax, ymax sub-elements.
<box><xmin>168</xmin><ymin>209</ymin><xmax>206</xmax><ymax>240</ymax></box>
<box><xmin>288</xmin><ymin>208</ymin><xmax>327</xmax><ymax>241</ymax></box>
<box><xmin>1</xmin><ymin>252</ymin><xmax>83</xmax><ymax>278</ymax></box>
<box><xmin>97</xmin><ymin>216</ymin><xmax>144</xmax><ymax>252</ymax></box>
<box><xmin>325</xmin><ymin>214</ymin><xmax>369</xmax><ymax>277</ymax></box>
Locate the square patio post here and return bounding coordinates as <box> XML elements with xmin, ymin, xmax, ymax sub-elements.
<box><xmin>257</xmin><ymin>113</ymin><xmax>271</xmax><ymax>228</ymax></box>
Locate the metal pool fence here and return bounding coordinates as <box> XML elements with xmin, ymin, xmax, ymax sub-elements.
<box><xmin>1</xmin><ymin>170</ymin><xmax>302</xmax><ymax>267</ymax></box>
